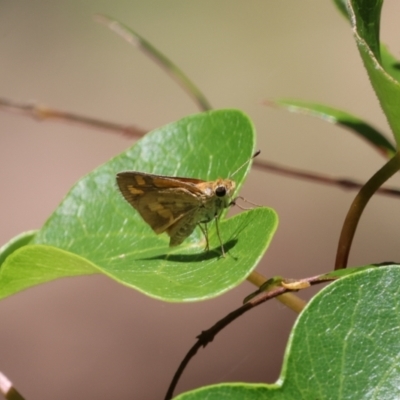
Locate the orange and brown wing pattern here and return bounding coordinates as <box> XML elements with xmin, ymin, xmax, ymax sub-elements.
<box><xmin>116</xmin><ymin>172</ymin><xmax>203</xmax><ymax>235</ymax></box>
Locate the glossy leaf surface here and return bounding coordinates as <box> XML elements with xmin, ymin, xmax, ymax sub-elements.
<box><xmin>0</xmin><ymin>110</ymin><xmax>277</xmax><ymax>301</ymax></box>
<box><xmin>177</xmin><ymin>265</ymin><xmax>400</xmax><ymax>398</ymax></box>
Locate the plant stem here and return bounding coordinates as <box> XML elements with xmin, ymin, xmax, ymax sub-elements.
<box><xmin>2</xmin><ymin>97</ymin><xmax>400</xmax><ymax>197</ymax></box>
<box><xmin>247</xmin><ymin>271</ymin><xmax>307</xmax><ymax>313</ymax></box>
<box><xmin>165</xmin><ymin>271</ymin><xmax>342</xmax><ymax>400</ymax></box>
<box><xmin>0</xmin><ymin>98</ymin><xmax>146</xmax><ymax>138</ymax></box>
<box><xmin>335</xmin><ymin>152</ymin><xmax>400</xmax><ymax>269</ymax></box>
<box><xmin>94</xmin><ymin>15</ymin><xmax>212</xmax><ymax>112</ymax></box>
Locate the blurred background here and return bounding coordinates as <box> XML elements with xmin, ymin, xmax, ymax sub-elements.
<box><xmin>1</xmin><ymin>1</ymin><xmax>399</xmax><ymax>399</ymax></box>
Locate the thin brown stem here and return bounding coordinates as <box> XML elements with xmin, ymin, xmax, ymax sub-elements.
<box><xmin>252</xmin><ymin>158</ymin><xmax>400</xmax><ymax>197</ymax></box>
<box><xmin>164</xmin><ymin>272</ymin><xmax>340</xmax><ymax>400</ymax></box>
<box><xmin>2</xmin><ymin>97</ymin><xmax>400</xmax><ymax>198</ymax></box>
<box><xmin>0</xmin><ymin>98</ymin><xmax>146</xmax><ymax>139</ymax></box>
<box><xmin>335</xmin><ymin>152</ymin><xmax>400</xmax><ymax>269</ymax></box>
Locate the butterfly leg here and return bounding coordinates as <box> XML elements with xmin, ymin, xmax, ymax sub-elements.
<box><xmin>214</xmin><ymin>217</ymin><xmax>226</xmax><ymax>257</ymax></box>
<box><xmin>198</xmin><ymin>223</ymin><xmax>210</xmax><ymax>252</ymax></box>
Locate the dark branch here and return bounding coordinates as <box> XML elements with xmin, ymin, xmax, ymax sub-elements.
<box><xmin>2</xmin><ymin>97</ymin><xmax>400</xmax><ymax>198</ymax></box>
<box><xmin>164</xmin><ymin>273</ymin><xmax>340</xmax><ymax>400</ymax></box>
<box><xmin>0</xmin><ymin>98</ymin><xmax>146</xmax><ymax>139</ymax></box>
<box><xmin>252</xmin><ymin>158</ymin><xmax>400</xmax><ymax>197</ymax></box>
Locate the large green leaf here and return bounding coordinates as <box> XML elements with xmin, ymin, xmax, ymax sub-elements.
<box><xmin>176</xmin><ymin>264</ymin><xmax>400</xmax><ymax>399</ymax></box>
<box><xmin>348</xmin><ymin>0</ymin><xmax>400</xmax><ymax>145</ymax></box>
<box><xmin>273</xmin><ymin>99</ymin><xmax>395</xmax><ymax>157</ymax></box>
<box><xmin>0</xmin><ymin>110</ymin><xmax>278</xmax><ymax>301</ymax></box>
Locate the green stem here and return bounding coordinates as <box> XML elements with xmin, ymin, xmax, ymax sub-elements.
<box><xmin>95</xmin><ymin>15</ymin><xmax>212</xmax><ymax>112</ymax></box>
<box><xmin>246</xmin><ymin>271</ymin><xmax>307</xmax><ymax>313</ymax></box>
<box><xmin>335</xmin><ymin>152</ymin><xmax>400</xmax><ymax>269</ymax></box>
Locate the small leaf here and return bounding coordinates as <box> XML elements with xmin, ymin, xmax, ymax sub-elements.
<box><xmin>1</xmin><ymin>110</ymin><xmax>278</xmax><ymax>301</ymax></box>
<box><xmin>176</xmin><ymin>265</ymin><xmax>400</xmax><ymax>399</ymax></box>
<box><xmin>348</xmin><ymin>0</ymin><xmax>400</xmax><ymax>145</ymax></box>
<box><xmin>349</xmin><ymin>0</ymin><xmax>383</xmax><ymax>60</ymax></box>
<box><xmin>272</xmin><ymin>99</ymin><xmax>395</xmax><ymax>157</ymax></box>
<box><xmin>333</xmin><ymin>2</ymin><xmax>400</xmax><ymax>85</ymax></box>
<box><xmin>0</xmin><ymin>230</ymin><xmax>36</xmax><ymax>267</ymax></box>
<box><xmin>318</xmin><ymin>263</ymin><xmax>377</xmax><ymax>280</ymax></box>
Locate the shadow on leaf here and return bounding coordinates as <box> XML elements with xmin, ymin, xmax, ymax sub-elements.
<box><xmin>136</xmin><ymin>239</ymin><xmax>238</xmax><ymax>262</ymax></box>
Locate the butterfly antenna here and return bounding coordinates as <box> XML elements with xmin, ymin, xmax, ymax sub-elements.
<box><xmin>229</xmin><ymin>150</ymin><xmax>260</xmax><ymax>178</ymax></box>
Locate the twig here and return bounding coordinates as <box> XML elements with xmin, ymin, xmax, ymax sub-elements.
<box><xmin>2</xmin><ymin>97</ymin><xmax>400</xmax><ymax>198</ymax></box>
<box><xmin>252</xmin><ymin>158</ymin><xmax>400</xmax><ymax>197</ymax></box>
<box><xmin>0</xmin><ymin>371</ymin><xmax>26</xmax><ymax>400</ymax></box>
<box><xmin>335</xmin><ymin>152</ymin><xmax>400</xmax><ymax>269</ymax></box>
<box><xmin>246</xmin><ymin>271</ymin><xmax>307</xmax><ymax>313</ymax></box>
<box><xmin>0</xmin><ymin>98</ymin><xmax>146</xmax><ymax>139</ymax></box>
<box><xmin>164</xmin><ymin>272</ymin><xmax>339</xmax><ymax>400</ymax></box>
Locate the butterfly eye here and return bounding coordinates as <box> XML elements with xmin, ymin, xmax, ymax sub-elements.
<box><xmin>215</xmin><ymin>186</ymin><xmax>226</xmax><ymax>197</ymax></box>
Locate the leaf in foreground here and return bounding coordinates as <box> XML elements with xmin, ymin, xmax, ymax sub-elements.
<box><xmin>176</xmin><ymin>265</ymin><xmax>400</xmax><ymax>399</ymax></box>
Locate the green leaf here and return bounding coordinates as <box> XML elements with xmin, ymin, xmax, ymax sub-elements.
<box><xmin>0</xmin><ymin>245</ymin><xmax>98</xmax><ymax>300</ymax></box>
<box><xmin>0</xmin><ymin>230</ymin><xmax>36</xmax><ymax>267</ymax></box>
<box><xmin>333</xmin><ymin>1</ymin><xmax>400</xmax><ymax>84</ymax></box>
<box><xmin>348</xmin><ymin>0</ymin><xmax>400</xmax><ymax>145</ymax></box>
<box><xmin>381</xmin><ymin>44</ymin><xmax>400</xmax><ymax>85</ymax></box>
<box><xmin>176</xmin><ymin>265</ymin><xmax>400</xmax><ymax>399</ymax></box>
<box><xmin>1</xmin><ymin>110</ymin><xmax>278</xmax><ymax>301</ymax></box>
<box><xmin>273</xmin><ymin>99</ymin><xmax>396</xmax><ymax>157</ymax></box>
<box><xmin>332</xmin><ymin>0</ymin><xmax>350</xmax><ymax>20</ymax></box>
<box><xmin>349</xmin><ymin>0</ymin><xmax>383</xmax><ymax>60</ymax></box>
<box><xmin>318</xmin><ymin>263</ymin><xmax>376</xmax><ymax>280</ymax></box>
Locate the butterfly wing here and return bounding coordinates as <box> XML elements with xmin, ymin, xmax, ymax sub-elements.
<box><xmin>116</xmin><ymin>172</ymin><xmax>203</xmax><ymax>235</ymax></box>
<box><xmin>166</xmin><ymin>210</ymin><xmax>198</xmax><ymax>247</ymax></box>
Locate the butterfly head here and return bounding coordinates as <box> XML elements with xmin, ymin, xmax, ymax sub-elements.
<box><xmin>212</xmin><ymin>178</ymin><xmax>236</xmax><ymax>205</ymax></box>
